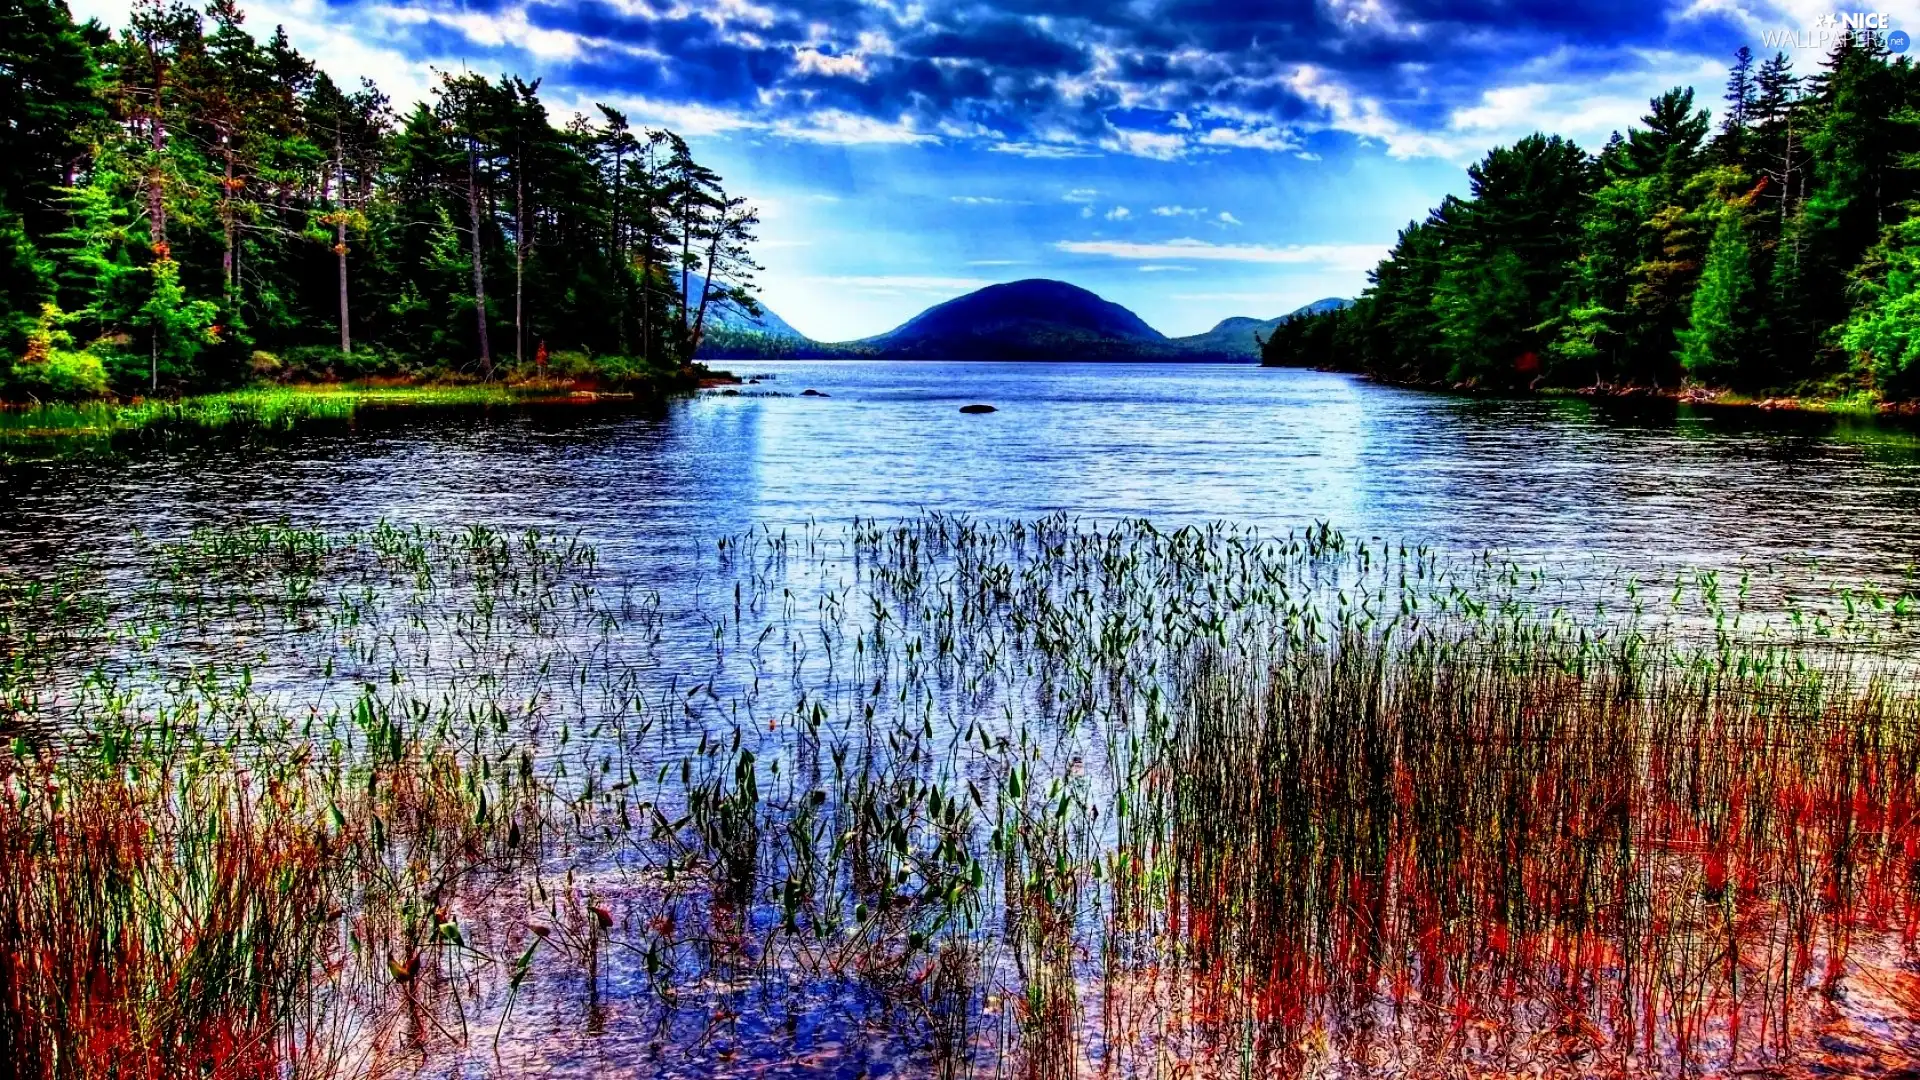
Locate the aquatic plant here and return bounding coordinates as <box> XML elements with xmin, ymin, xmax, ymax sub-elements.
<box><xmin>3</xmin><ymin>516</ymin><xmax>1918</xmax><ymax>1076</ymax></box>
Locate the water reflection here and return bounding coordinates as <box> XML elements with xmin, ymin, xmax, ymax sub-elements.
<box><xmin>6</xmin><ymin>365</ymin><xmax>1920</xmax><ymax>592</ymax></box>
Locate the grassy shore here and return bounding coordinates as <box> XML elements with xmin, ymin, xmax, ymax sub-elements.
<box><xmin>0</xmin><ymin>367</ymin><xmax>731</xmax><ymax>451</ymax></box>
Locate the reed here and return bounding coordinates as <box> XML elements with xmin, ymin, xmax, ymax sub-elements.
<box><xmin>2</xmin><ymin>515</ymin><xmax>1917</xmax><ymax>1076</ymax></box>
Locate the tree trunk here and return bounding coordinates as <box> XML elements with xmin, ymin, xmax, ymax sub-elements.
<box><xmin>690</xmin><ymin>229</ymin><xmax>722</xmax><ymax>354</ymax></box>
<box><xmin>680</xmin><ymin>209</ymin><xmax>692</xmax><ymax>349</ymax></box>
<box><xmin>147</xmin><ymin>105</ymin><xmax>166</xmax><ymax>251</ymax></box>
<box><xmin>1779</xmin><ymin>111</ymin><xmax>1794</xmax><ymax>230</ymax></box>
<box><xmin>611</xmin><ymin>145</ymin><xmax>627</xmax><ymax>355</ymax></box>
<box><xmin>147</xmin><ymin>60</ymin><xmax>166</xmax><ymax>394</ymax></box>
<box><xmin>514</xmin><ymin>152</ymin><xmax>524</xmax><ymax>368</ymax></box>
<box><xmin>221</xmin><ymin>131</ymin><xmax>236</xmax><ymax>295</ymax></box>
<box><xmin>466</xmin><ymin>142</ymin><xmax>492</xmax><ymax>377</ymax></box>
<box><xmin>337</xmin><ymin>142</ymin><xmax>351</xmax><ymax>356</ymax></box>
<box><xmin>640</xmin><ymin>250</ymin><xmax>652</xmax><ymax>368</ymax></box>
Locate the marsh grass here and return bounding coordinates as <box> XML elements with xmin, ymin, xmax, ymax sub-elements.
<box><xmin>0</xmin><ymin>385</ymin><xmax>526</xmax><ymax>453</ymax></box>
<box><xmin>3</xmin><ymin>516</ymin><xmax>1919</xmax><ymax>1076</ymax></box>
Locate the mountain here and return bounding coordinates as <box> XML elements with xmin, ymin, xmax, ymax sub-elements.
<box><xmin>683</xmin><ymin>272</ymin><xmax>803</xmax><ymax>338</ymax></box>
<box><xmin>690</xmin><ymin>277</ymin><xmax>1354</xmax><ymax>362</ymax></box>
<box><xmin>1170</xmin><ymin>298</ymin><xmax>1354</xmax><ymax>358</ymax></box>
<box><xmin>854</xmin><ymin>279</ymin><xmax>1170</xmax><ymax>360</ymax></box>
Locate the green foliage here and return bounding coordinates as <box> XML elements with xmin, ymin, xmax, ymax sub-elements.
<box><xmin>138</xmin><ymin>258</ymin><xmax>220</xmax><ymax>387</ymax></box>
<box><xmin>1266</xmin><ymin>37</ymin><xmax>1920</xmax><ymax>402</ymax></box>
<box><xmin>5</xmin><ymin>304</ymin><xmax>108</xmax><ymax>400</ymax></box>
<box><xmin>1677</xmin><ymin>205</ymin><xmax>1764</xmax><ymax>381</ymax></box>
<box><xmin>0</xmin><ymin>0</ymin><xmax>105</xmax><ymax>238</ymax></box>
<box><xmin>0</xmin><ymin>212</ymin><xmax>52</xmax><ymax>365</ymax></box>
<box><xmin>1842</xmin><ymin>214</ymin><xmax>1920</xmax><ymax>394</ymax></box>
<box><xmin>0</xmin><ymin>0</ymin><xmax>754</xmax><ymax>402</ymax></box>
<box><xmin>504</xmin><ymin>347</ymin><xmax>695</xmax><ymax>393</ymax></box>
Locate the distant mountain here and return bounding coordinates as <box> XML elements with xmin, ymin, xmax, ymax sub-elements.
<box><xmin>683</xmin><ymin>273</ymin><xmax>802</xmax><ymax>338</ymax></box>
<box><xmin>690</xmin><ymin>277</ymin><xmax>1353</xmax><ymax>362</ymax></box>
<box><xmin>1170</xmin><ymin>298</ymin><xmax>1353</xmax><ymax>359</ymax></box>
<box><xmin>855</xmin><ymin>279</ymin><xmax>1171</xmax><ymax>360</ymax></box>
<box><xmin>1293</xmin><ymin>296</ymin><xmax>1354</xmax><ymax>317</ymax></box>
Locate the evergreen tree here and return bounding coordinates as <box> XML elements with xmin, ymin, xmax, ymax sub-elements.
<box><xmin>1677</xmin><ymin>178</ymin><xmax>1765</xmax><ymax>383</ymax></box>
<box><xmin>1843</xmin><ymin>214</ymin><xmax>1920</xmax><ymax>394</ymax></box>
<box><xmin>1715</xmin><ymin>47</ymin><xmax>1757</xmax><ymax>166</ymax></box>
<box><xmin>0</xmin><ymin>0</ymin><xmax>764</xmax><ymax>400</ymax></box>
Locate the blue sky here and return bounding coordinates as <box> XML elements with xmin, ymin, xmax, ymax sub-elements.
<box><xmin>74</xmin><ymin>0</ymin><xmax>1875</xmax><ymax>340</ymax></box>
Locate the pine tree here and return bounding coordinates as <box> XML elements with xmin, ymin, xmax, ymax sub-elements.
<box><xmin>1843</xmin><ymin>214</ymin><xmax>1920</xmax><ymax>394</ymax></box>
<box><xmin>1715</xmin><ymin>47</ymin><xmax>1757</xmax><ymax>165</ymax></box>
<box><xmin>1677</xmin><ymin>194</ymin><xmax>1763</xmax><ymax>383</ymax></box>
<box><xmin>0</xmin><ymin>0</ymin><xmax>105</xmax><ymax>234</ymax></box>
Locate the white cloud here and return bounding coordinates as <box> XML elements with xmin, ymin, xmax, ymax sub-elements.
<box><xmin>1152</xmin><ymin>205</ymin><xmax>1208</xmax><ymax>217</ymax></box>
<box><xmin>1055</xmin><ymin>237</ymin><xmax>1384</xmax><ymax>271</ymax></box>
<box><xmin>1217</xmin><ymin>211</ymin><xmax>1243</xmax><ymax>225</ymax></box>
<box><xmin>1106</xmin><ymin>206</ymin><xmax>1132</xmax><ymax>221</ymax></box>
<box><xmin>1443</xmin><ymin>53</ymin><xmax>1732</xmax><ymax>151</ymax></box>
<box><xmin>991</xmin><ymin>141</ymin><xmax>1098</xmax><ymax>159</ymax></box>
<box><xmin>793</xmin><ymin>46</ymin><xmax>867</xmax><ymax>77</ymax></box>
<box><xmin>805</xmin><ymin>275</ymin><xmax>995</xmax><ymax>291</ymax></box>
<box><xmin>770</xmin><ymin>110</ymin><xmax>936</xmax><ymax>145</ymax></box>
<box><xmin>966</xmin><ymin>259</ymin><xmax>1024</xmax><ymax>266</ymax></box>
<box><xmin>1100</xmin><ymin>127</ymin><xmax>1188</xmax><ymax>160</ymax></box>
<box><xmin>1286</xmin><ymin>63</ymin><xmax>1462</xmax><ymax>159</ymax></box>
<box><xmin>950</xmin><ymin>195</ymin><xmax>1024</xmax><ymax>206</ymax></box>
<box><xmin>1080</xmin><ymin>205</ymin><xmax>1095</xmax><ymax>219</ymax></box>
<box><xmin>1323</xmin><ymin>0</ymin><xmax>1397</xmax><ymax>28</ymax></box>
<box><xmin>1138</xmin><ymin>264</ymin><xmax>1196</xmax><ymax>272</ymax></box>
<box><xmin>558</xmin><ymin>91</ymin><xmax>761</xmax><ymax>137</ymax></box>
<box><xmin>1063</xmin><ymin>188</ymin><xmax>1100</xmax><ymax>202</ymax></box>
<box><xmin>1199</xmin><ymin>124</ymin><xmax>1301</xmax><ymax>153</ymax></box>
<box><xmin>388</xmin><ymin>5</ymin><xmax>582</xmax><ymax>62</ymax></box>
<box><xmin>1448</xmin><ymin>84</ymin><xmax>1552</xmax><ymax>132</ymax></box>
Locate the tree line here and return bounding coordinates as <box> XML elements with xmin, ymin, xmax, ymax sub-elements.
<box><xmin>1263</xmin><ymin>35</ymin><xmax>1920</xmax><ymax>400</ymax></box>
<box><xmin>0</xmin><ymin>0</ymin><xmax>761</xmax><ymax>400</ymax></box>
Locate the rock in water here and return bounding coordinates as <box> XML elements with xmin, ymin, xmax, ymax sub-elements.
<box><xmin>802</xmin><ymin>388</ymin><xmax>828</xmax><ymax>397</ymax></box>
<box><xmin>959</xmin><ymin>404</ymin><xmax>997</xmax><ymax>414</ymax></box>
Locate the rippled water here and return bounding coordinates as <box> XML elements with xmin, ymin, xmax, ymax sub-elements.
<box><xmin>5</xmin><ymin>362</ymin><xmax>1920</xmax><ymax>586</ymax></box>
<box><xmin>9</xmin><ymin>363</ymin><xmax>1920</xmax><ymax>1077</ymax></box>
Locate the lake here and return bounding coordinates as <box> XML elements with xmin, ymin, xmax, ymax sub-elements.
<box><xmin>7</xmin><ymin>362</ymin><xmax>1920</xmax><ymax>1078</ymax></box>
<box><xmin>6</xmin><ymin>361</ymin><xmax>1920</xmax><ymax>585</ymax></box>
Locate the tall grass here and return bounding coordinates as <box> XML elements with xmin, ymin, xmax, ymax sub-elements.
<box><xmin>0</xmin><ymin>385</ymin><xmax>523</xmax><ymax>451</ymax></box>
<box><xmin>3</xmin><ymin>516</ymin><xmax>1917</xmax><ymax>1076</ymax></box>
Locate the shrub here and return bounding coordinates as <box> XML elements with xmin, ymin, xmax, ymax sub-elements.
<box><xmin>9</xmin><ymin>348</ymin><xmax>109</xmax><ymax>400</ymax></box>
<box><xmin>4</xmin><ymin>305</ymin><xmax>108</xmax><ymax>401</ymax></box>
<box><xmin>270</xmin><ymin>343</ymin><xmax>415</xmax><ymax>382</ymax></box>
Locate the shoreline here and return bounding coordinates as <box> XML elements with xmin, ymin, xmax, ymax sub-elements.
<box><xmin>0</xmin><ymin>369</ymin><xmax>737</xmax><ymax>443</ymax></box>
<box><xmin>1303</xmin><ymin>366</ymin><xmax>1905</xmax><ymax>418</ymax></box>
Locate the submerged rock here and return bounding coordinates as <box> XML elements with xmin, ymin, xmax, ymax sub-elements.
<box><xmin>959</xmin><ymin>403</ymin><xmax>997</xmax><ymax>414</ymax></box>
<box><xmin>802</xmin><ymin>388</ymin><xmax>829</xmax><ymax>397</ymax></box>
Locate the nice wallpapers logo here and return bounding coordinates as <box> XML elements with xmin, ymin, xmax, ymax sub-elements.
<box><xmin>1760</xmin><ymin>11</ymin><xmax>1910</xmax><ymax>52</ymax></box>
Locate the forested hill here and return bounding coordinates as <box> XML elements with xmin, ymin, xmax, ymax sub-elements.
<box><xmin>1173</xmin><ymin>298</ymin><xmax>1351</xmax><ymax>356</ymax></box>
<box><xmin>0</xmin><ymin>0</ymin><xmax>766</xmax><ymax>401</ymax></box>
<box><xmin>855</xmin><ymin>279</ymin><xmax>1170</xmax><ymax>359</ymax></box>
<box><xmin>697</xmin><ymin>281</ymin><xmax>1344</xmax><ymax>361</ymax></box>
<box><xmin>1262</xmin><ymin>34</ymin><xmax>1920</xmax><ymax>404</ymax></box>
